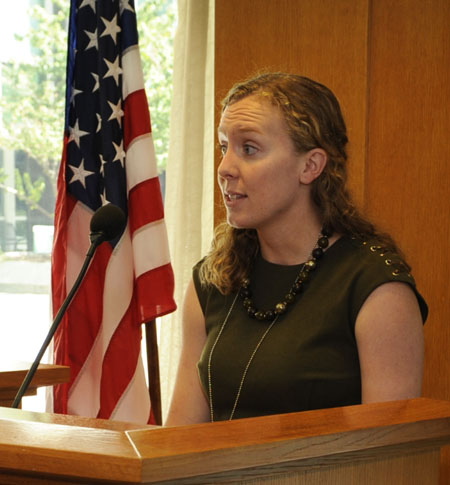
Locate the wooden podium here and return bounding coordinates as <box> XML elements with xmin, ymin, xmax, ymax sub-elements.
<box><xmin>1</xmin><ymin>398</ymin><xmax>450</xmax><ymax>484</ymax></box>
<box><xmin>0</xmin><ymin>362</ymin><xmax>70</xmax><ymax>407</ymax></box>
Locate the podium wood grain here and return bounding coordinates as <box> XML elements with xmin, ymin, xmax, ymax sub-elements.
<box><xmin>1</xmin><ymin>398</ymin><xmax>450</xmax><ymax>483</ymax></box>
<box><xmin>0</xmin><ymin>362</ymin><xmax>70</xmax><ymax>407</ymax></box>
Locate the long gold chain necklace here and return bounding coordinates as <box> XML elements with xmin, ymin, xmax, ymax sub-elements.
<box><xmin>207</xmin><ymin>228</ymin><xmax>331</xmax><ymax>422</ymax></box>
<box><xmin>207</xmin><ymin>293</ymin><xmax>280</xmax><ymax>422</ymax></box>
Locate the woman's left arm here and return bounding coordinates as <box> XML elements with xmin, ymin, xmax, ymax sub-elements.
<box><xmin>355</xmin><ymin>281</ymin><xmax>425</xmax><ymax>403</ymax></box>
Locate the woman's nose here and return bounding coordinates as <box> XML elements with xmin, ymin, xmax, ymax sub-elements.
<box><xmin>218</xmin><ymin>150</ymin><xmax>238</xmax><ymax>179</ymax></box>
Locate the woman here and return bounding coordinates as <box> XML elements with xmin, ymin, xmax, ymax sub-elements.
<box><xmin>165</xmin><ymin>73</ymin><xmax>427</xmax><ymax>425</ymax></box>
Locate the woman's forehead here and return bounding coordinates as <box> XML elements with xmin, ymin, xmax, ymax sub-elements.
<box><xmin>218</xmin><ymin>96</ymin><xmax>284</xmax><ymax>135</ymax></box>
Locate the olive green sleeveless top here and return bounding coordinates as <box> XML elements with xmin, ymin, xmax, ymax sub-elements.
<box><xmin>194</xmin><ymin>236</ymin><xmax>428</xmax><ymax>421</ymax></box>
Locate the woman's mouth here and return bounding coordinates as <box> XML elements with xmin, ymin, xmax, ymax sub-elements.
<box><xmin>224</xmin><ymin>191</ymin><xmax>247</xmax><ymax>205</ymax></box>
<box><xmin>226</xmin><ymin>193</ymin><xmax>245</xmax><ymax>201</ymax></box>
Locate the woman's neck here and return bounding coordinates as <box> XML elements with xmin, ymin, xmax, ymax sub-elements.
<box><xmin>257</xmin><ymin>214</ymin><xmax>325</xmax><ymax>265</ymax></box>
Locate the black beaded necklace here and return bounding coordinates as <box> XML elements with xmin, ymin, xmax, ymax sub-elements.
<box><xmin>239</xmin><ymin>228</ymin><xmax>332</xmax><ymax>321</ymax></box>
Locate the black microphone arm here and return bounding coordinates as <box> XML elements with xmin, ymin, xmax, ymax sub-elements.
<box><xmin>11</xmin><ymin>203</ymin><xmax>126</xmax><ymax>409</ymax></box>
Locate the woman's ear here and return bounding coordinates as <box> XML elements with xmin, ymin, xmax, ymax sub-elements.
<box><xmin>299</xmin><ymin>148</ymin><xmax>328</xmax><ymax>185</ymax></box>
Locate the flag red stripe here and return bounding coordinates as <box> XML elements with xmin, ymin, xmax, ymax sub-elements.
<box><xmin>55</xmin><ymin>242</ymin><xmax>112</xmax><ymax>394</ymax></box>
<box><xmin>51</xmin><ymin>140</ymin><xmax>74</xmax><ymax>319</ymax></box>
<box><xmin>128</xmin><ymin>177</ymin><xmax>165</xmax><ymax>234</ymax></box>
<box><xmin>52</xmin><ymin>139</ymin><xmax>78</xmax><ymax>414</ymax></box>
<box><xmin>97</xmin><ymin>297</ymin><xmax>141</xmax><ymax>419</ymax></box>
<box><xmin>97</xmin><ymin>263</ymin><xmax>174</xmax><ymax>418</ymax></box>
<box><xmin>135</xmin><ymin>264</ymin><xmax>176</xmax><ymax>322</ymax></box>
<box><xmin>123</xmin><ymin>89</ymin><xmax>151</xmax><ymax>150</ymax></box>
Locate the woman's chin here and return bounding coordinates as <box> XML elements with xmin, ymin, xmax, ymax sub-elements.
<box><xmin>226</xmin><ymin>216</ymin><xmax>255</xmax><ymax>231</ymax></box>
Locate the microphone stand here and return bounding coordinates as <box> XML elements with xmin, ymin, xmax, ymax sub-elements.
<box><xmin>11</xmin><ymin>233</ymin><xmax>104</xmax><ymax>409</ymax></box>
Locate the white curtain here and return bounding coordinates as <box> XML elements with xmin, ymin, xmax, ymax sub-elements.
<box><xmin>158</xmin><ymin>0</ymin><xmax>214</xmax><ymax>421</ymax></box>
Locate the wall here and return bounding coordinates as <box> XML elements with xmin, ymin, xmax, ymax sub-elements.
<box><xmin>214</xmin><ymin>0</ymin><xmax>450</xmax><ymax>480</ymax></box>
<box><xmin>214</xmin><ymin>0</ymin><xmax>371</xmax><ymax>222</ymax></box>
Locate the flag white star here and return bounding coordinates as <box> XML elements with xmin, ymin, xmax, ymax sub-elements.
<box><xmin>107</xmin><ymin>100</ymin><xmax>124</xmax><ymax>126</ymax></box>
<box><xmin>112</xmin><ymin>141</ymin><xmax>126</xmax><ymax>168</ymax></box>
<box><xmin>103</xmin><ymin>56</ymin><xmax>122</xmax><ymax>86</ymax></box>
<box><xmin>100</xmin><ymin>189</ymin><xmax>110</xmax><ymax>206</ymax></box>
<box><xmin>91</xmin><ymin>72</ymin><xmax>99</xmax><ymax>92</ymax></box>
<box><xmin>68</xmin><ymin>120</ymin><xmax>89</xmax><ymax>147</ymax></box>
<box><xmin>84</xmin><ymin>29</ymin><xmax>98</xmax><ymax>51</ymax></box>
<box><xmin>70</xmin><ymin>85</ymin><xmax>83</xmax><ymax>105</ymax></box>
<box><xmin>79</xmin><ymin>0</ymin><xmax>96</xmax><ymax>13</ymax></box>
<box><xmin>120</xmin><ymin>0</ymin><xmax>134</xmax><ymax>15</ymax></box>
<box><xmin>99</xmin><ymin>154</ymin><xmax>108</xmax><ymax>175</ymax></box>
<box><xmin>68</xmin><ymin>159</ymin><xmax>95</xmax><ymax>188</ymax></box>
<box><xmin>96</xmin><ymin>113</ymin><xmax>102</xmax><ymax>133</ymax></box>
<box><xmin>100</xmin><ymin>14</ymin><xmax>121</xmax><ymax>44</ymax></box>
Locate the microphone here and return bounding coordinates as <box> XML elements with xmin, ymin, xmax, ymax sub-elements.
<box><xmin>11</xmin><ymin>203</ymin><xmax>126</xmax><ymax>409</ymax></box>
<box><xmin>89</xmin><ymin>202</ymin><xmax>127</xmax><ymax>246</ymax></box>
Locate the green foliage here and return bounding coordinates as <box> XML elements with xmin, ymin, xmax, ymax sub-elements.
<box><xmin>0</xmin><ymin>0</ymin><xmax>67</xmax><ymax>186</ymax></box>
<box><xmin>15</xmin><ymin>169</ymin><xmax>46</xmax><ymax>210</ymax></box>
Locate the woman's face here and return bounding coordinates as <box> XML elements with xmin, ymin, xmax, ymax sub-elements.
<box><xmin>217</xmin><ymin>95</ymin><xmax>308</xmax><ymax>233</ymax></box>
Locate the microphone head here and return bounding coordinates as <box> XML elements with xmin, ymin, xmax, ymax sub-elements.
<box><xmin>90</xmin><ymin>203</ymin><xmax>126</xmax><ymax>243</ymax></box>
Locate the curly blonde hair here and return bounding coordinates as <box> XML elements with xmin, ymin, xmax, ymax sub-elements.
<box><xmin>200</xmin><ymin>72</ymin><xmax>402</xmax><ymax>294</ymax></box>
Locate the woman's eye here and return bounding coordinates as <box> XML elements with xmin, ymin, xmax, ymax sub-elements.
<box><xmin>243</xmin><ymin>144</ymin><xmax>257</xmax><ymax>155</ymax></box>
<box><xmin>220</xmin><ymin>144</ymin><xmax>227</xmax><ymax>155</ymax></box>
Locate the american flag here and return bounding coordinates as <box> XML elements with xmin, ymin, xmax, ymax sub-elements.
<box><xmin>51</xmin><ymin>0</ymin><xmax>176</xmax><ymax>424</ymax></box>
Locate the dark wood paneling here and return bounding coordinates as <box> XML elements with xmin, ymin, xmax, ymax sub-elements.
<box><xmin>367</xmin><ymin>0</ymin><xmax>450</xmax><ymax>397</ymax></box>
<box><xmin>366</xmin><ymin>1</ymin><xmax>450</xmax><ymax>482</ymax></box>
<box><xmin>214</xmin><ymin>0</ymin><xmax>370</xmax><ymax>223</ymax></box>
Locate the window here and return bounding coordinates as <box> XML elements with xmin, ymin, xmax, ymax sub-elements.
<box><xmin>0</xmin><ymin>0</ymin><xmax>176</xmax><ymax>411</ymax></box>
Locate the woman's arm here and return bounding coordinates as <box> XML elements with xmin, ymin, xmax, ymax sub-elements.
<box><xmin>355</xmin><ymin>281</ymin><xmax>424</xmax><ymax>403</ymax></box>
<box><xmin>164</xmin><ymin>278</ymin><xmax>211</xmax><ymax>426</ymax></box>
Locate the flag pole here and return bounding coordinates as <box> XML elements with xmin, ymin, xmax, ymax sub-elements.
<box><xmin>145</xmin><ymin>320</ymin><xmax>162</xmax><ymax>425</ymax></box>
